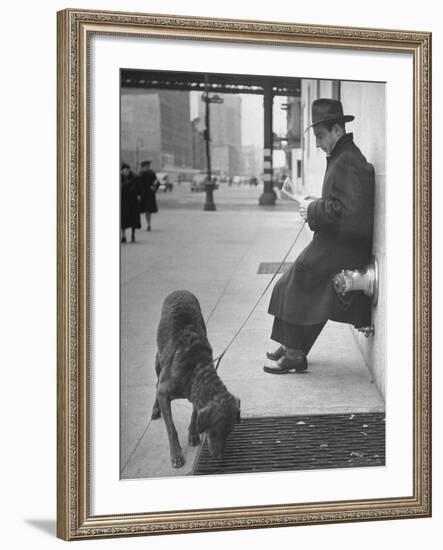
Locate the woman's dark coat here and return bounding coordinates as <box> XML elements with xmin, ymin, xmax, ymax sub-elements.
<box><xmin>137</xmin><ymin>169</ymin><xmax>159</xmax><ymax>214</ymax></box>
<box><xmin>268</xmin><ymin>133</ymin><xmax>375</xmax><ymax>328</ymax></box>
<box><xmin>120</xmin><ymin>171</ymin><xmax>141</xmax><ymax>230</ymax></box>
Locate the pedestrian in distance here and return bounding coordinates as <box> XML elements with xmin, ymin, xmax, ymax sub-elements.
<box><xmin>136</xmin><ymin>160</ymin><xmax>159</xmax><ymax>231</ymax></box>
<box><xmin>264</xmin><ymin>98</ymin><xmax>375</xmax><ymax>375</ymax></box>
<box><xmin>120</xmin><ymin>163</ymin><xmax>141</xmax><ymax>243</ymax></box>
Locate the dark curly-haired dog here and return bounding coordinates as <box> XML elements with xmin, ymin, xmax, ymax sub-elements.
<box><xmin>151</xmin><ymin>290</ymin><xmax>241</xmax><ymax>468</ymax></box>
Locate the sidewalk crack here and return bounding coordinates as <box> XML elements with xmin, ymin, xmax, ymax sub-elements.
<box><xmin>120</xmin><ymin>421</ymin><xmax>151</xmax><ymax>477</ymax></box>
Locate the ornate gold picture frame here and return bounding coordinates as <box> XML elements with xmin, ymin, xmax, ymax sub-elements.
<box><xmin>57</xmin><ymin>8</ymin><xmax>431</xmax><ymax>540</ymax></box>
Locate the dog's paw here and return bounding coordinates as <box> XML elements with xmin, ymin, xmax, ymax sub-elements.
<box><xmin>171</xmin><ymin>452</ymin><xmax>185</xmax><ymax>468</ymax></box>
<box><xmin>188</xmin><ymin>433</ymin><xmax>200</xmax><ymax>447</ymax></box>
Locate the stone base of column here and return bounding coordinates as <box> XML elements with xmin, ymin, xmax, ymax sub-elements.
<box><xmin>258</xmin><ymin>190</ymin><xmax>276</xmax><ymax>206</ymax></box>
<box><xmin>203</xmin><ymin>186</ymin><xmax>216</xmax><ymax>211</ymax></box>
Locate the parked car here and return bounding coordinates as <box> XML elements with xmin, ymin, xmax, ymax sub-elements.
<box><xmin>156</xmin><ymin>172</ymin><xmax>173</xmax><ymax>192</ymax></box>
<box><xmin>190</xmin><ymin>173</ymin><xmax>219</xmax><ymax>192</ymax></box>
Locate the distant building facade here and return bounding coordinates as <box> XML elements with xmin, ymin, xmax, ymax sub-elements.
<box><xmin>197</xmin><ymin>94</ymin><xmax>243</xmax><ymax>176</ymax></box>
<box><xmin>121</xmin><ymin>88</ymin><xmax>193</xmax><ymax>171</ymax></box>
<box><xmin>241</xmin><ymin>145</ymin><xmax>263</xmax><ymax>177</ymax></box>
<box><xmin>191</xmin><ymin>117</ymin><xmax>206</xmax><ymax>171</ymax></box>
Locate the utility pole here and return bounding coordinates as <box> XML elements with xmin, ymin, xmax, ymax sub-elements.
<box><xmin>259</xmin><ymin>81</ymin><xmax>276</xmax><ymax>205</ymax></box>
<box><xmin>201</xmin><ymin>74</ymin><xmax>223</xmax><ymax>211</ymax></box>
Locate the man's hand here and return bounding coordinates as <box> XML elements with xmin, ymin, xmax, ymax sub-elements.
<box><xmin>299</xmin><ymin>198</ymin><xmax>314</xmax><ymax>221</ymax></box>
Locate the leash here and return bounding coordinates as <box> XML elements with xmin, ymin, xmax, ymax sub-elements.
<box><xmin>213</xmin><ymin>220</ymin><xmax>307</xmax><ymax>371</ymax></box>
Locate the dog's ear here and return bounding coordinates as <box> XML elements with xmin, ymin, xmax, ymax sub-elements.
<box><xmin>235</xmin><ymin>397</ymin><xmax>241</xmax><ymax>424</ymax></box>
<box><xmin>196</xmin><ymin>403</ymin><xmax>216</xmax><ymax>433</ymax></box>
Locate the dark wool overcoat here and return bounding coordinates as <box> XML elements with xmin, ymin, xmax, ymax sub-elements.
<box><xmin>136</xmin><ymin>169</ymin><xmax>159</xmax><ymax>214</ymax></box>
<box><xmin>268</xmin><ymin>133</ymin><xmax>375</xmax><ymax>328</ymax></box>
<box><xmin>120</xmin><ymin>171</ymin><xmax>141</xmax><ymax>230</ymax></box>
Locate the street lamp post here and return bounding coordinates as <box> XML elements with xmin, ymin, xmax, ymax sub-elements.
<box><xmin>201</xmin><ymin>83</ymin><xmax>223</xmax><ymax>211</ymax></box>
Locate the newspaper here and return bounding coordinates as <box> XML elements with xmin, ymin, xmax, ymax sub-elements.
<box><xmin>280</xmin><ymin>177</ymin><xmax>305</xmax><ymax>205</ymax></box>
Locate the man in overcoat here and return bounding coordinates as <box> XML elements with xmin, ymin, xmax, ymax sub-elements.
<box><xmin>136</xmin><ymin>160</ymin><xmax>159</xmax><ymax>231</ymax></box>
<box><xmin>264</xmin><ymin>98</ymin><xmax>375</xmax><ymax>374</ymax></box>
<box><xmin>120</xmin><ymin>163</ymin><xmax>141</xmax><ymax>243</ymax></box>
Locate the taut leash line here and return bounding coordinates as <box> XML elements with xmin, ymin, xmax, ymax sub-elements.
<box><xmin>213</xmin><ymin>221</ymin><xmax>307</xmax><ymax>371</ymax></box>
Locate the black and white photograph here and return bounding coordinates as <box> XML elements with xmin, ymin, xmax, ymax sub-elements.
<box><xmin>1</xmin><ymin>0</ymin><xmax>439</xmax><ymax>545</ymax></box>
<box><xmin>119</xmin><ymin>69</ymin><xmax>386</xmax><ymax>480</ymax></box>
<box><xmin>53</xmin><ymin>5</ymin><xmax>431</xmax><ymax>543</ymax></box>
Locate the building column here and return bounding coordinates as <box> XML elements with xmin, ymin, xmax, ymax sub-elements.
<box><xmin>259</xmin><ymin>81</ymin><xmax>276</xmax><ymax>206</ymax></box>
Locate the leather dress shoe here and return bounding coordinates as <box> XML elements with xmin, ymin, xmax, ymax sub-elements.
<box><xmin>263</xmin><ymin>349</ymin><xmax>307</xmax><ymax>374</ymax></box>
<box><xmin>266</xmin><ymin>344</ymin><xmax>286</xmax><ymax>361</ymax></box>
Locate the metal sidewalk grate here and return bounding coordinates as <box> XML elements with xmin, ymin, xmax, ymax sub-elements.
<box><xmin>257</xmin><ymin>262</ymin><xmax>292</xmax><ymax>274</ymax></box>
<box><xmin>192</xmin><ymin>412</ymin><xmax>385</xmax><ymax>476</ymax></box>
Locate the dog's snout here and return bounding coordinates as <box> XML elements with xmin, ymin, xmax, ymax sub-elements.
<box><xmin>211</xmin><ymin>447</ymin><xmax>224</xmax><ymax>460</ymax></box>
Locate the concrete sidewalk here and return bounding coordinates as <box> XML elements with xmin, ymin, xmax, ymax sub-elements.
<box><xmin>120</xmin><ymin>185</ymin><xmax>384</xmax><ymax>479</ymax></box>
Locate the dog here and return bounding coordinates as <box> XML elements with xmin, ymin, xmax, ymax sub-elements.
<box><xmin>151</xmin><ymin>290</ymin><xmax>241</xmax><ymax>468</ymax></box>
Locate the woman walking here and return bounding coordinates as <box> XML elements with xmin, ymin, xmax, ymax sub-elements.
<box><xmin>136</xmin><ymin>160</ymin><xmax>159</xmax><ymax>231</ymax></box>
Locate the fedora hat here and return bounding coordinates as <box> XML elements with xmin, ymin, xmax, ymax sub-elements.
<box><xmin>305</xmin><ymin>98</ymin><xmax>354</xmax><ymax>132</ymax></box>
